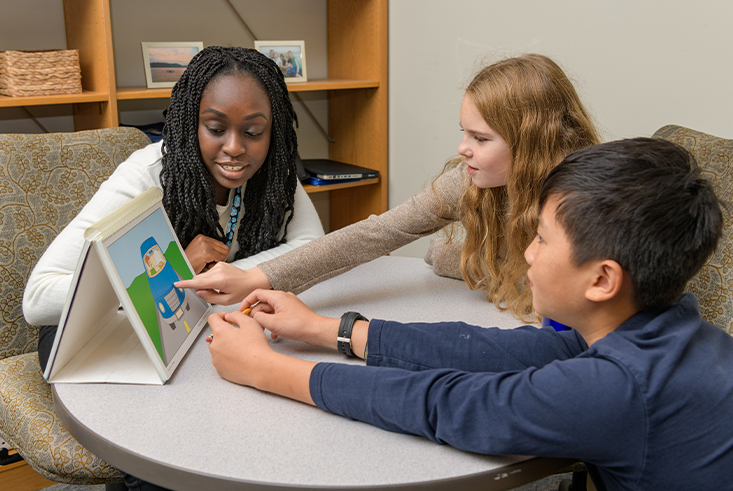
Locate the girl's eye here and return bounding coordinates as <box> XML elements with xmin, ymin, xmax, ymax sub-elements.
<box><xmin>536</xmin><ymin>233</ymin><xmax>544</xmax><ymax>243</ymax></box>
<box><xmin>207</xmin><ymin>126</ymin><xmax>224</xmax><ymax>135</ymax></box>
<box><xmin>474</xmin><ymin>136</ymin><xmax>487</xmax><ymax>143</ymax></box>
<box><xmin>246</xmin><ymin>131</ymin><xmax>263</xmax><ymax>138</ymax></box>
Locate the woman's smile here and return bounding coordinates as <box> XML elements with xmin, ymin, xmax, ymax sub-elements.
<box><xmin>218</xmin><ymin>162</ymin><xmax>246</xmax><ymax>173</ymax></box>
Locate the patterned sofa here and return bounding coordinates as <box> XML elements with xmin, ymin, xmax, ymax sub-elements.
<box><xmin>653</xmin><ymin>125</ymin><xmax>733</xmax><ymax>336</ymax></box>
<box><xmin>0</xmin><ymin>127</ymin><xmax>150</xmax><ymax>484</ymax></box>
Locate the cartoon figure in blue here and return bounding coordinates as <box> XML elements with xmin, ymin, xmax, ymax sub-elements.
<box><xmin>141</xmin><ymin>237</ymin><xmax>191</xmax><ymax>363</ymax></box>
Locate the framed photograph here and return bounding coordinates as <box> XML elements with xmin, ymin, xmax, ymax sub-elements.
<box><xmin>141</xmin><ymin>42</ymin><xmax>204</xmax><ymax>88</ymax></box>
<box><xmin>254</xmin><ymin>40</ymin><xmax>307</xmax><ymax>83</ymax></box>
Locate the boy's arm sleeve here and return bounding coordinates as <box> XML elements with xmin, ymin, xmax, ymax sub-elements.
<box><xmin>310</xmin><ymin>357</ymin><xmax>645</xmax><ymax>462</ymax></box>
<box><xmin>366</xmin><ymin>319</ymin><xmax>588</xmax><ymax>372</ymax></box>
<box><xmin>258</xmin><ymin>165</ymin><xmax>465</xmax><ymax>294</ymax></box>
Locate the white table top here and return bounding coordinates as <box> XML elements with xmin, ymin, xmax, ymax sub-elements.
<box><xmin>53</xmin><ymin>256</ymin><xmax>572</xmax><ymax>490</ymax></box>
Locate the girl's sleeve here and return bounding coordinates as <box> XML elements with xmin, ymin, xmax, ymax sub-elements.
<box><xmin>22</xmin><ymin>143</ymin><xmax>162</xmax><ymax>326</ymax></box>
<box><xmin>258</xmin><ymin>165</ymin><xmax>466</xmax><ymax>293</ymax></box>
<box><xmin>228</xmin><ymin>180</ymin><xmax>325</xmax><ymax>270</ymax></box>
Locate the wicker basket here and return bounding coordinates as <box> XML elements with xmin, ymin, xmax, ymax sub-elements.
<box><xmin>0</xmin><ymin>49</ymin><xmax>82</xmax><ymax>97</ymax></box>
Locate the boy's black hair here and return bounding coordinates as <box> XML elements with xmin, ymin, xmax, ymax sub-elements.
<box><xmin>539</xmin><ymin>138</ymin><xmax>724</xmax><ymax>311</ymax></box>
<box><xmin>160</xmin><ymin>46</ymin><xmax>298</xmax><ymax>259</ymax></box>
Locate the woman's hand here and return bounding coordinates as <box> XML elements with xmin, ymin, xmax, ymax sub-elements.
<box><xmin>184</xmin><ymin>234</ymin><xmax>229</xmax><ymax>274</ymax></box>
<box><xmin>176</xmin><ymin>263</ymin><xmax>272</xmax><ymax>306</ymax></box>
<box><xmin>243</xmin><ymin>289</ymin><xmax>340</xmax><ymax>348</ymax></box>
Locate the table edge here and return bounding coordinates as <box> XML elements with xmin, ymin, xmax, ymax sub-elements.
<box><xmin>52</xmin><ymin>385</ymin><xmax>575</xmax><ymax>490</ymax></box>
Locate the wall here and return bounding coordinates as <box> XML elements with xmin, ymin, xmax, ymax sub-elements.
<box><xmin>388</xmin><ymin>0</ymin><xmax>733</xmax><ymax>258</ymax></box>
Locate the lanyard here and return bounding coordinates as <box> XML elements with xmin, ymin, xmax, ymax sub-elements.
<box><xmin>224</xmin><ymin>187</ymin><xmax>242</xmax><ymax>247</ymax></box>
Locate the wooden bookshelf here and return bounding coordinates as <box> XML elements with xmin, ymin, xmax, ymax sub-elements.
<box><xmin>3</xmin><ymin>0</ymin><xmax>388</xmax><ymax>229</ymax></box>
<box><xmin>116</xmin><ymin>78</ymin><xmax>380</xmax><ymax>100</ymax></box>
<box><xmin>302</xmin><ymin>177</ymin><xmax>379</xmax><ymax>194</ymax></box>
<box><xmin>0</xmin><ymin>90</ymin><xmax>108</xmax><ymax>107</ymax></box>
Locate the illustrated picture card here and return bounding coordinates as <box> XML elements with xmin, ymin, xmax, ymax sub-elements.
<box><xmin>106</xmin><ymin>207</ymin><xmax>208</xmax><ymax>366</ymax></box>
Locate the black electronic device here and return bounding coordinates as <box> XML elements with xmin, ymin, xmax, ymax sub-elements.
<box><xmin>302</xmin><ymin>158</ymin><xmax>380</xmax><ymax>181</ymax></box>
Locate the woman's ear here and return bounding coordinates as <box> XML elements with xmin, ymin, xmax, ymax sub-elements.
<box><xmin>585</xmin><ymin>260</ymin><xmax>625</xmax><ymax>303</ymax></box>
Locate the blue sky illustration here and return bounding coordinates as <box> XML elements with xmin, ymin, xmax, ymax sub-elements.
<box><xmin>107</xmin><ymin>208</ymin><xmax>182</xmax><ymax>289</ymax></box>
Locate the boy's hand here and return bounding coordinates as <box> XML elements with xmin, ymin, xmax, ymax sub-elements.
<box><xmin>176</xmin><ymin>263</ymin><xmax>272</xmax><ymax>305</ymax></box>
<box><xmin>207</xmin><ymin>310</ymin><xmax>273</xmax><ymax>387</ymax></box>
<box><xmin>184</xmin><ymin>234</ymin><xmax>229</xmax><ymax>274</ymax></box>
<box><xmin>243</xmin><ymin>289</ymin><xmax>340</xmax><ymax>349</ymax></box>
<box><xmin>207</xmin><ymin>310</ymin><xmax>316</xmax><ymax>405</ymax></box>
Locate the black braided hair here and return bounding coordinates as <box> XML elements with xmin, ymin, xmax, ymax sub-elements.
<box><xmin>160</xmin><ymin>46</ymin><xmax>299</xmax><ymax>260</ymax></box>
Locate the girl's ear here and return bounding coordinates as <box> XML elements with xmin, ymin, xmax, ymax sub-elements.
<box><xmin>585</xmin><ymin>259</ymin><xmax>625</xmax><ymax>303</ymax></box>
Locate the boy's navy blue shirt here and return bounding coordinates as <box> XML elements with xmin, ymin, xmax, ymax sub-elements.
<box><xmin>310</xmin><ymin>293</ymin><xmax>733</xmax><ymax>491</ymax></box>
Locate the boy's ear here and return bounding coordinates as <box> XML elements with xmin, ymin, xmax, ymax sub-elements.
<box><xmin>585</xmin><ymin>259</ymin><xmax>626</xmax><ymax>303</ymax></box>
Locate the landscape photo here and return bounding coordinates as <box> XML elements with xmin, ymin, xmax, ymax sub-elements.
<box><xmin>146</xmin><ymin>46</ymin><xmax>200</xmax><ymax>83</ymax></box>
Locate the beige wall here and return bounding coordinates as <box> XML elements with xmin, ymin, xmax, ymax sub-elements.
<box><xmin>388</xmin><ymin>0</ymin><xmax>733</xmax><ymax>258</ymax></box>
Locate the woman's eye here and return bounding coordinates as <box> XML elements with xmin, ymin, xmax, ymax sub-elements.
<box><xmin>246</xmin><ymin>131</ymin><xmax>263</xmax><ymax>137</ymax></box>
<box><xmin>206</xmin><ymin>126</ymin><xmax>224</xmax><ymax>135</ymax></box>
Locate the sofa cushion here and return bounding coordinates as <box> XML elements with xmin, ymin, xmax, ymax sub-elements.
<box><xmin>0</xmin><ymin>128</ymin><xmax>151</xmax><ymax>359</ymax></box>
<box><xmin>653</xmin><ymin>125</ymin><xmax>733</xmax><ymax>336</ymax></box>
<box><xmin>0</xmin><ymin>352</ymin><xmax>122</xmax><ymax>483</ymax></box>
<box><xmin>0</xmin><ymin>127</ymin><xmax>149</xmax><ymax>484</ymax></box>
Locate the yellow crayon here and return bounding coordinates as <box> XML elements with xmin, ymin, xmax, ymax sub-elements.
<box><xmin>241</xmin><ymin>301</ymin><xmax>259</xmax><ymax>316</ymax></box>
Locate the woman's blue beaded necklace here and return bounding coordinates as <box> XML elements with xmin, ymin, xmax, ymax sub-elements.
<box><xmin>224</xmin><ymin>187</ymin><xmax>242</xmax><ymax>247</ymax></box>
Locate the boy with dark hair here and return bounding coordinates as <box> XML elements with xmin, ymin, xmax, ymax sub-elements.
<box><xmin>207</xmin><ymin>138</ymin><xmax>733</xmax><ymax>490</ymax></box>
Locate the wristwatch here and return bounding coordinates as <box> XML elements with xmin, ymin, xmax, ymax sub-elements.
<box><xmin>337</xmin><ymin>311</ymin><xmax>368</xmax><ymax>357</ymax></box>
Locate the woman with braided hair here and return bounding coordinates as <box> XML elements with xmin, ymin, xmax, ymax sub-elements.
<box><xmin>159</xmin><ymin>45</ymin><xmax>319</xmax><ymax>273</ymax></box>
<box><xmin>24</xmin><ymin>46</ymin><xmax>324</xmax><ymax>368</ymax></box>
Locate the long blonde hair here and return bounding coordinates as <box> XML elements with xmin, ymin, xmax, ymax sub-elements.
<box><xmin>449</xmin><ymin>54</ymin><xmax>600</xmax><ymax>320</ymax></box>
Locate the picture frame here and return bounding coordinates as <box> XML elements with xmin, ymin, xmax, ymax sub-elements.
<box><xmin>254</xmin><ymin>40</ymin><xmax>308</xmax><ymax>83</ymax></box>
<box><xmin>141</xmin><ymin>42</ymin><xmax>204</xmax><ymax>88</ymax></box>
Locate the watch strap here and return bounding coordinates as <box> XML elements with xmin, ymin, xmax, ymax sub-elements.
<box><xmin>337</xmin><ymin>311</ymin><xmax>367</xmax><ymax>357</ymax></box>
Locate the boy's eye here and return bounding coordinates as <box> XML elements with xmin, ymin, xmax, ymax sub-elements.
<box><xmin>536</xmin><ymin>233</ymin><xmax>544</xmax><ymax>243</ymax></box>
